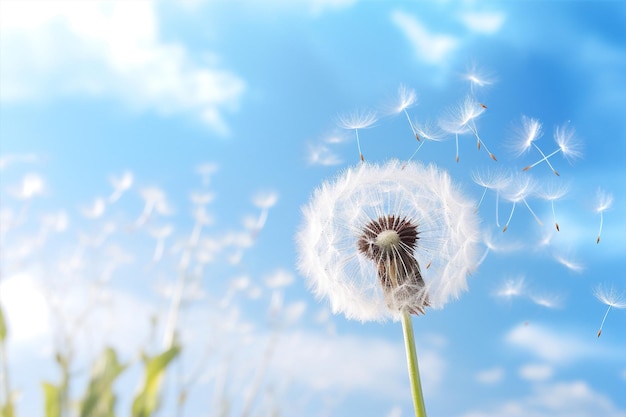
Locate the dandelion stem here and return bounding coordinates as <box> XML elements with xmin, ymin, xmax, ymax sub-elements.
<box><xmin>476</xmin><ymin>187</ymin><xmax>488</xmax><ymax>212</ymax></box>
<box><xmin>403</xmin><ymin>109</ymin><xmax>419</xmax><ymax>141</ymax></box>
<box><xmin>530</xmin><ymin>144</ymin><xmax>559</xmax><ymax>175</ymax></box>
<box><xmin>597</xmin><ymin>305</ymin><xmax>612</xmax><ymax>337</ymax></box>
<box><xmin>526</xmin><ymin>148</ymin><xmax>561</xmax><ymax>170</ymax></box>
<box><xmin>503</xmin><ymin>202</ymin><xmax>516</xmax><ymax>232</ymax></box>
<box><xmin>597</xmin><ymin>211</ymin><xmax>604</xmax><ymax>244</ymax></box>
<box><xmin>551</xmin><ymin>201</ymin><xmax>560</xmax><ymax>231</ymax></box>
<box><xmin>401</xmin><ymin>307</ymin><xmax>428</xmax><ymax>417</ymax></box>
<box><xmin>522</xmin><ymin>198</ymin><xmax>543</xmax><ymax>226</ymax></box>
<box><xmin>355</xmin><ymin>129</ymin><xmax>364</xmax><ymax>162</ymax></box>
<box><xmin>495</xmin><ymin>192</ymin><xmax>501</xmax><ymax>227</ymax></box>
<box><xmin>407</xmin><ymin>140</ymin><xmax>426</xmax><ymax>164</ymax></box>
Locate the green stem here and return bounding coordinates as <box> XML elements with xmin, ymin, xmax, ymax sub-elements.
<box><xmin>401</xmin><ymin>307</ymin><xmax>427</xmax><ymax>417</ymax></box>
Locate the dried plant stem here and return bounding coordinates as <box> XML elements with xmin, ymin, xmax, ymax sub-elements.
<box><xmin>401</xmin><ymin>306</ymin><xmax>428</xmax><ymax>417</ymax></box>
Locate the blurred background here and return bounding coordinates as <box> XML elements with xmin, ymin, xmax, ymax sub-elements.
<box><xmin>1</xmin><ymin>1</ymin><xmax>625</xmax><ymax>416</ymax></box>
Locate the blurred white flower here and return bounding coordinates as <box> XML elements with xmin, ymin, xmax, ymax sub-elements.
<box><xmin>297</xmin><ymin>160</ymin><xmax>480</xmax><ymax>322</ymax></box>
<box><xmin>11</xmin><ymin>173</ymin><xmax>45</xmax><ymax>199</ymax></box>
<box><xmin>108</xmin><ymin>170</ymin><xmax>133</xmax><ymax>203</ymax></box>
<box><xmin>196</xmin><ymin>162</ymin><xmax>219</xmax><ymax>186</ymax></box>
<box><xmin>264</xmin><ymin>269</ymin><xmax>294</xmax><ymax>289</ymax></box>
<box><xmin>80</xmin><ymin>197</ymin><xmax>106</xmax><ymax>219</ymax></box>
<box><xmin>253</xmin><ymin>190</ymin><xmax>278</xmax><ymax>209</ymax></box>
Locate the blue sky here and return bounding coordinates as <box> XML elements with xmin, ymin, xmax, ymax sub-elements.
<box><xmin>1</xmin><ymin>1</ymin><xmax>625</xmax><ymax>416</ymax></box>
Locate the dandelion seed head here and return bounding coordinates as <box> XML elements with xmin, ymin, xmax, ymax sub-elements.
<box><xmin>595</xmin><ymin>189</ymin><xmax>613</xmax><ymax>213</ymax></box>
<box><xmin>338</xmin><ymin>109</ymin><xmax>378</xmax><ymax>130</ymax></box>
<box><xmin>297</xmin><ymin>160</ymin><xmax>481</xmax><ymax>322</ymax></box>
<box><xmin>594</xmin><ymin>284</ymin><xmax>626</xmax><ymax>309</ymax></box>
<box><xmin>554</xmin><ymin>122</ymin><xmax>583</xmax><ymax>161</ymax></box>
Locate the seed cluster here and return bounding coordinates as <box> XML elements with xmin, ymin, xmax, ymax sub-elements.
<box><xmin>357</xmin><ymin>215</ymin><xmax>430</xmax><ymax>315</ymax></box>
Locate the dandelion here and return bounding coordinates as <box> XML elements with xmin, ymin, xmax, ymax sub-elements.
<box><xmin>405</xmin><ymin>121</ymin><xmax>445</xmax><ymax>164</ymax></box>
<box><xmin>510</xmin><ymin>116</ymin><xmax>558</xmax><ymax>175</ymax></box>
<box><xmin>471</xmin><ymin>168</ymin><xmax>511</xmax><ymax>226</ymax></box>
<box><xmin>297</xmin><ymin>160</ymin><xmax>480</xmax><ymax>417</ymax></box>
<box><xmin>594</xmin><ymin>189</ymin><xmax>613</xmax><ymax>244</ymax></box>
<box><xmin>594</xmin><ymin>284</ymin><xmax>626</xmax><ymax>337</ymax></box>
<box><xmin>338</xmin><ymin>110</ymin><xmax>378</xmax><ymax>162</ymax></box>
<box><xmin>463</xmin><ymin>63</ymin><xmax>495</xmax><ymax>94</ymax></box>
<box><xmin>393</xmin><ymin>84</ymin><xmax>419</xmax><ymax>140</ymax></box>
<box><xmin>538</xmin><ymin>181</ymin><xmax>569</xmax><ymax>231</ymax></box>
<box><xmin>439</xmin><ymin>96</ymin><xmax>496</xmax><ymax>162</ymax></box>
<box><xmin>500</xmin><ymin>175</ymin><xmax>542</xmax><ymax>232</ymax></box>
<box><xmin>518</xmin><ymin>121</ymin><xmax>583</xmax><ymax>176</ymax></box>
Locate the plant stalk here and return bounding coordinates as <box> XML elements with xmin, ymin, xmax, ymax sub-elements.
<box><xmin>400</xmin><ymin>306</ymin><xmax>427</xmax><ymax>417</ymax></box>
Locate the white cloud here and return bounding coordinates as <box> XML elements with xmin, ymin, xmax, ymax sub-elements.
<box><xmin>307</xmin><ymin>143</ymin><xmax>343</xmax><ymax>166</ymax></box>
<box><xmin>0</xmin><ymin>1</ymin><xmax>244</xmax><ymax>134</ymax></box>
<box><xmin>505</xmin><ymin>323</ymin><xmax>611</xmax><ymax>364</ymax></box>
<box><xmin>476</xmin><ymin>367</ymin><xmax>505</xmax><ymax>384</ymax></box>
<box><xmin>459</xmin><ymin>11</ymin><xmax>505</xmax><ymax>34</ymax></box>
<box><xmin>460</xmin><ymin>380</ymin><xmax>626</xmax><ymax>417</ymax></box>
<box><xmin>271</xmin><ymin>330</ymin><xmax>447</xmax><ymax>398</ymax></box>
<box><xmin>518</xmin><ymin>363</ymin><xmax>554</xmax><ymax>382</ymax></box>
<box><xmin>390</xmin><ymin>10</ymin><xmax>458</xmax><ymax>65</ymax></box>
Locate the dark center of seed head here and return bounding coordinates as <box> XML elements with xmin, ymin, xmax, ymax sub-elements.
<box><xmin>357</xmin><ymin>215</ymin><xmax>429</xmax><ymax>315</ymax></box>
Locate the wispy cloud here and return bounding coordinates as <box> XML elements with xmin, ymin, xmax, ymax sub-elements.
<box><xmin>505</xmin><ymin>323</ymin><xmax>612</xmax><ymax>364</ymax></box>
<box><xmin>390</xmin><ymin>10</ymin><xmax>458</xmax><ymax>65</ymax></box>
<box><xmin>459</xmin><ymin>11</ymin><xmax>506</xmax><ymax>34</ymax></box>
<box><xmin>0</xmin><ymin>1</ymin><xmax>245</xmax><ymax>134</ymax></box>
<box><xmin>461</xmin><ymin>380</ymin><xmax>626</xmax><ymax>417</ymax></box>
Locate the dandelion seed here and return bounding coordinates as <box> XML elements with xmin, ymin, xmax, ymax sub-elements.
<box><xmin>393</xmin><ymin>85</ymin><xmax>419</xmax><ymax>139</ymax></box>
<box><xmin>520</xmin><ymin>122</ymin><xmax>583</xmax><ymax>176</ymax></box>
<box><xmin>501</xmin><ymin>175</ymin><xmax>541</xmax><ymax>232</ymax></box>
<box><xmin>594</xmin><ymin>284</ymin><xmax>626</xmax><ymax>337</ymax></box>
<box><xmin>297</xmin><ymin>160</ymin><xmax>480</xmax><ymax>322</ymax></box>
<box><xmin>493</xmin><ymin>276</ymin><xmax>525</xmax><ymax>300</ymax></box>
<box><xmin>538</xmin><ymin>181</ymin><xmax>569</xmax><ymax>232</ymax></box>
<box><xmin>594</xmin><ymin>189</ymin><xmax>613</xmax><ymax>244</ymax></box>
<box><xmin>405</xmin><ymin>121</ymin><xmax>445</xmax><ymax>164</ymax></box>
<box><xmin>510</xmin><ymin>116</ymin><xmax>559</xmax><ymax>176</ymax></box>
<box><xmin>463</xmin><ymin>64</ymin><xmax>495</xmax><ymax>94</ymax></box>
<box><xmin>439</xmin><ymin>96</ymin><xmax>495</xmax><ymax>162</ymax></box>
<box><xmin>338</xmin><ymin>110</ymin><xmax>378</xmax><ymax>162</ymax></box>
<box><xmin>471</xmin><ymin>168</ymin><xmax>511</xmax><ymax>226</ymax></box>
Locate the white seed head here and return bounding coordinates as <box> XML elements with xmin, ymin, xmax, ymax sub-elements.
<box><xmin>296</xmin><ymin>160</ymin><xmax>481</xmax><ymax>322</ymax></box>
